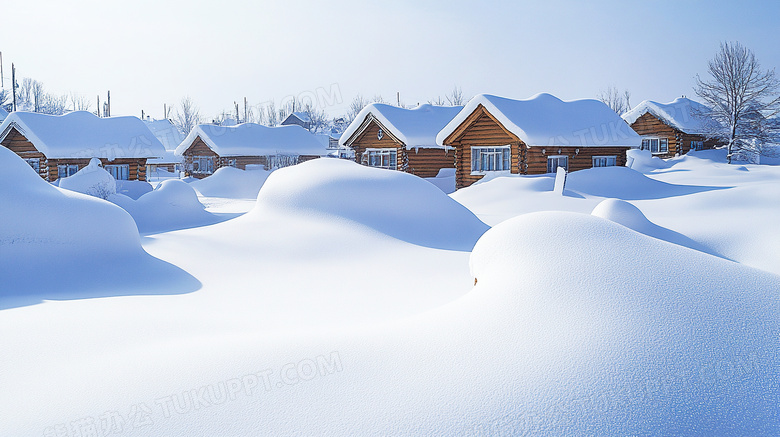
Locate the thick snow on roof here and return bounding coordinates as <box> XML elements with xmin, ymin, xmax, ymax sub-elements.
<box><xmin>146</xmin><ymin>149</ymin><xmax>181</xmax><ymax>165</ymax></box>
<box><xmin>175</xmin><ymin>122</ymin><xmax>326</xmax><ymax>157</ymax></box>
<box><xmin>0</xmin><ymin>111</ymin><xmax>166</xmax><ymax>159</ymax></box>
<box><xmin>0</xmin><ymin>106</ymin><xmax>8</xmax><ymax>120</ymax></box>
<box><xmin>144</xmin><ymin>119</ymin><xmax>185</xmax><ymax>150</ymax></box>
<box><xmin>289</xmin><ymin>111</ymin><xmax>312</xmax><ymax>123</ymax></box>
<box><xmin>621</xmin><ymin>97</ymin><xmax>713</xmax><ymax>134</ymax></box>
<box><xmin>437</xmin><ymin>93</ymin><xmax>640</xmax><ymax>148</ymax></box>
<box><xmin>341</xmin><ymin>103</ymin><xmax>463</xmax><ymax>149</ymax></box>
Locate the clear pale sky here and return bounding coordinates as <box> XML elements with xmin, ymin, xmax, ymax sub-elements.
<box><xmin>2</xmin><ymin>0</ymin><xmax>778</xmax><ymax>120</ymax></box>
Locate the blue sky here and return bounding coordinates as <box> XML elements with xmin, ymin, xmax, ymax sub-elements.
<box><xmin>2</xmin><ymin>0</ymin><xmax>778</xmax><ymax>120</ymax></box>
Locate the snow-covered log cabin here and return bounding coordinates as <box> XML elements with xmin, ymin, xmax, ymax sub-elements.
<box><xmin>339</xmin><ymin>103</ymin><xmax>462</xmax><ymax>178</ymax></box>
<box><xmin>175</xmin><ymin>123</ymin><xmax>326</xmax><ymax>178</ymax></box>
<box><xmin>621</xmin><ymin>97</ymin><xmax>720</xmax><ymax>158</ymax></box>
<box><xmin>436</xmin><ymin>93</ymin><xmax>641</xmax><ymax>189</ymax></box>
<box><xmin>0</xmin><ymin>111</ymin><xmax>166</xmax><ymax>182</ymax></box>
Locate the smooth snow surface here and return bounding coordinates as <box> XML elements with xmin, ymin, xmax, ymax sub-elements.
<box><xmin>425</xmin><ymin>167</ymin><xmax>456</xmax><ymax>193</ymax></box>
<box><xmin>188</xmin><ymin>166</ymin><xmax>273</xmax><ymax>198</ymax></box>
<box><xmin>437</xmin><ymin>93</ymin><xmax>641</xmax><ymax>147</ymax></box>
<box><xmin>626</xmin><ymin>148</ymin><xmax>672</xmax><ymax>172</ymax></box>
<box><xmin>0</xmin><ymin>147</ymin><xmax>198</xmax><ymax>309</ymax></box>
<box><xmin>340</xmin><ymin>103</ymin><xmax>462</xmax><ymax>148</ymax></box>
<box><xmin>2</xmin><ymin>137</ymin><xmax>780</xmax><ymax>436</ymax></box>
<box><xmin>252</xmin><ymin>159</ymin><xmax>488</xmax><ymax>250</ymax></box>
<box><xmin>109</xmin><ymin>180</ymin><xmax>221</xmax><ymax>234</ymax></box>
<box><xmin>0</xmin><ymin>111</ymin><xmax>166</xmax><ymax>158</ymax></box>
<box><xmin>175</xmin><ymin>123</ymin><xmax>326</xmax><ymax>157</ymax></box>
<box><xmin>143</xmin><ymin>119</ymin><xmax>185</xmax><ymax>150</ymax></box>
<box><xmin>622</xmin><ymin>97</ymin><xmax>715</xmax><ymax>134</ymax></box>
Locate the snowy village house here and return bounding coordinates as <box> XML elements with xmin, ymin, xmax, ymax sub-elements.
<box><xmin>621</xmin><ymin>97</ymin><xmax>721</xmax><ymax>158</ymax></box>
<box><xmin>339</xmin><ymin>103</ymin><xmax>462</xmax><ymax>178</ymax></box>
<box><xmin>0</xmin><ymin>111</ymin><xmax>166</xmax><ymax>182</ymax></box>
<box><xmin>175</xmin><ymin>122</ymin><xmax>326</xmax><ymax>178</ymax></box>
<box><xmin>436</xmin><ymin>93</ymin><xmax>642</xmax><ymax>189</ymax></box>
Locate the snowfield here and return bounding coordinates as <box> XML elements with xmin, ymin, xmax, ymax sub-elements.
<box><xmin>1</xmin><ymin>148</ymin><xmax>779</xmax><ymax>435</ymax></box>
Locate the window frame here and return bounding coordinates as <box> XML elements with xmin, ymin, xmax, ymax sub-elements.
<box><xmin>546</xmin><ymin>155</ymin><xmax>569</xmax><ymax>173</ymax></box>
<box><xmin>192</xmin><ymin>155</ymin><xmax>215</xmax><ymax>174</ymax></box>
<box><xmin>364</xmin><ymin>148</ymin><xmax>398</xmax><ymax>170</ymax></box>
<box><xmin>641</xmin><ymin>137</ymin><xmax>669</xmax><ymax>155</ymax></box>
<box><xmin>470</xmin><ymin>145</ymin><xmax>511</xmax><ymax>174</ymax></box>
<box><xmin>57</xmin><ymin>164</ymin><xmax>79</xmax><ymax>179</ymax></box>
<box><xmin>592</xmin><ymin>155</ymin><xmax>617</xmax><ymax>168</ymax></box>
<box><xmin>104</xmin><ymin>164</ymin><xmax>130</xmax><ymax>180</ymax></box>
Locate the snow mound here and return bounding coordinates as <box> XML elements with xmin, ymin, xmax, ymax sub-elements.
<box><xmin>626</xmin><ymin>148</ymin><xmax>672</xmax><ymax>172</ymax></box>
<box><xmin>566</xmin><ymin>166</ymin><xmax>723</xmax><ymax>200</ymax></box>
<box><xmin>425</xmin><ymin>167</ymin><xmax>456</xmax><ymax>193</ymax></box>
<box><xmin>58</xmin><ymin>158</ymin><xmax>116</xmax><ymax>198</ymax></box>
<box><xmin>464</xmin><ymin>211</ymin><xmax>780</xmax><ymax>434</ymax></box>
<box><xmin>115</xmin><ymin>179</ymin><xmax>153</xmax><ymax>199</ymax></box>
<box><xmin>252</xmin><ymin>159</ymin><xmax>489</xmax><ymax>250</ymax></box>
<box><xmin>591</xmin><ymin>199</ymin><xmax>721</xmax><ymax>256</ymax></box>
<box><xmin>110</xmin><ymin>180</ymin><xmax>220</xmax><ymax>234</ymax></box>
<box><xmin>0</xmin><ymin>147</ymin><xmax>197</xmax><ymax>308</ymax></box>
<box><xmin>189</xmin><ymin>166</ymin><xmax>273</xmax><ymax>199</ymax></box>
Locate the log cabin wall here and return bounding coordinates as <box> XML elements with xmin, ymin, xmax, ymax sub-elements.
<box><xmin>405</xmin><ymin>148</ymin><xmax>454</xmax><ymax>178</ymax></box>
<box><xmin>525</xmin><ymin>146</ymin><xmax>629</xmax><ymax>174</ymax></box>
<box><xmin>445</xmin><ymin>106</ymin><xmax>521</xmax><ymax>189</ymax></box>
<box><xmin>628</xmin><ymin>112</ymin><xmax>684</xmax><ymax>158</ymax></box>
<box><xmin>2</xmin><ymin>127</ymin><xmax>148</xmax><ymax>181</ymax></box>
<box><xmin>346</xmin><ymin>117</ymin><xmax>454</xmax><ymax>178</ymax></box>
<box><xmin>347</xmin><ymin>118</ymin><xmax>404</xmax><ymax>169</ymax></box>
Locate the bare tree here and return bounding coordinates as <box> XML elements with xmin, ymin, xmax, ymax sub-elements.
<box><xmin>345</xmin><ymin>94</ymin><xmax>368</xmax><ymax>125</ymax></box>
<box><xmin>172</xmin><ymin>96</ymin><xmax>201</xmax><ymax>135</ymax></box>
<box><xmin>446</xmin><ymin>86</ymin><xmax>465</xmax><ymax>106</ymax></box>
<box><xmin>69</xmin><ymin>92</ymin><xmax>92</xmax><ymax>111</ymax></box>
<box><xmin>427</xmin><ymin>95</ymin><xmax>446</xmax><ymax>106</ymax></box>
<box><xmin>0</xmin><ymin>89</ymin><xmax>11</xmax><ymax>112</ymax></box>
<box><xmin>695</xmin><ymin>41</ymin><xmax>780</xmax><ymax>163</ymax></box>
<box><xmin>598</xmin><ymin>86</ymin><xmax>631</xmax><ymax>115</ymax></box>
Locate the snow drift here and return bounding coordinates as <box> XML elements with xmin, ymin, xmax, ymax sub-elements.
<box><xmin>251</xmin><ymin>159</ymin><xmax>489</xmax><ymax>250</ymax></box>
<box><xmin>0</xmin><ymin>147</ymin><xmax>198</xmax><ymax>309</ymax></box>
<box><xmin>58</xmin><ymin>158</ymin><xmax>116</xmax><ymax>198</ymax></box>
<box><xmin>110</xmin><ymin>180</ymin><xmax>221</xmax><ymax>234</ymax></box>
<box><xmin>189</xmin><ymin>166</ymin><xmax>272</xmax><ymax>199</ymax></box>
<box><xmin>591</xmin><ymin>198</ymin><xmax>722</xmax><ymax>257</ymax></box>
<box><xmin>566</xmin><ymin>166</ymin><xmax>724</xmax><ymax>200</ymax></box>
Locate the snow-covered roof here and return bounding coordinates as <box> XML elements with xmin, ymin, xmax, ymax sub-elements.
<box><xmin>621</xmin><ymin>97</ymin><xmax>713</xmax><ymax>135</ymax></box>
<box><xmin>0</xmin><ymin>106</ymin><xmax>8</xmax><ymax>121</ymax></box>
<box><xmin>287</xmin><ymin>112</ymin><xmax>312</xmax><ymax>124</ymax></box>
<box><xmin>437</xmin><ymin>93</ymin><xmax>641</xmax><ymax>148</ymax></box>
<box><xmin>0</xmin><ymin>111</ymin><xmax>166</xmax><ymax>159</ymax></box>
<box><xmin>340</xmin><ymin>103</ymin><xmax>463</xmax><ymax>149</ymax></box>
<box><xmin>175</xmin><ymin>122</ymin><xmax>327</xmax><ymax>157</ymax></box>
<box><xmin>147</xmin><ymin>149</ymin><xmax>181</xmax><ymax>164</ymax></box>
<box><xmin>143</xmin><ymin>119</ymin><xmax>185</xmax><ymax>151</ymax></box>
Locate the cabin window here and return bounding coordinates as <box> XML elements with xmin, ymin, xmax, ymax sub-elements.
<box><xmin>105</xmin><ymin>164</ymin><xmax>130</xmax><ymax>180</ymax></box>
<box><xmin>641</xmin><ymin>137</ymin><xmax>669</xmax><ymax>154</ymax></box>
<box><xmin>267</xmin><ymin>154</ymin><xmax>300</xmax><ymax>169</ymax></box>
<box><xmin>57</xmin><ymin>164</ymin><xmax>79</xmax><ymax>178</ymax></box>
<box><xmin>592</xmin><ymin>156</ymin><xmax>617</xmax><ymax>167</ymax></box>
<box><xmin>25</xmin><ymin>158</ymin><xmax>40</xmax><ymax>172</ymax></box>
<box><xmin>192</xmin><ymin>156</ymin><xmax>215</xmax><ymax>174</ymax></box>
<box><xmin>547</xmin><ymin>155</ymin><xmax>568</xmax><ymax>173</ymax></box>
<box><xmin>364</xmin><ymin>148</ymin><xmax>397</xmax><ymax>170</ymax></box>
<box><xmin>471</xmin><ymin>146</ymin><xmax>511</xmax><ymax>173</ymax></box>
<box><xmin>691</xmin><ymin>140</ymin><xmax>704</xmax><ymax>151</ymax></box>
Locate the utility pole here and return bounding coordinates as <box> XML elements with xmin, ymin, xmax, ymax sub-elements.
<box><xmin>164</xmin><ymin>103</ymin><xmax>167</xmax><ymax>119</ymax></box>
<box><xmin>11</xmin><ymin>63</ymin><xmax>17</xmax><ymax>111</ymax></box>
<box><xmin>97</xmin><ymin>95</ymin><xmax>100</xmax><ymax>117</ymax></box>
<box><xmin>106</xmin><ymin>90</ymin><xmax>110</xmax><ymax>117</ymax></box>
<box><xmin>244</xmin><ymin>97</ymin><xmax>248</xmax><ymax>122</ymax></box>
<box><xmin>234</xmin><ymin>101</ymin><xmax>239</xmax><ymax>123</ymax></box>
<box><xmin>141</xmin><ymin>109</ymin><xmax>145</xmax><ymax>120</ymax></box>
<box><xmin>397</xmin><ymin>92</ymin><xmax>400</xmax><ymax>107</ymax></box>
<box><xmin>0</xmin><ymin>52</ymin><xmax>4</xmax><ymax>88</ymax></box>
